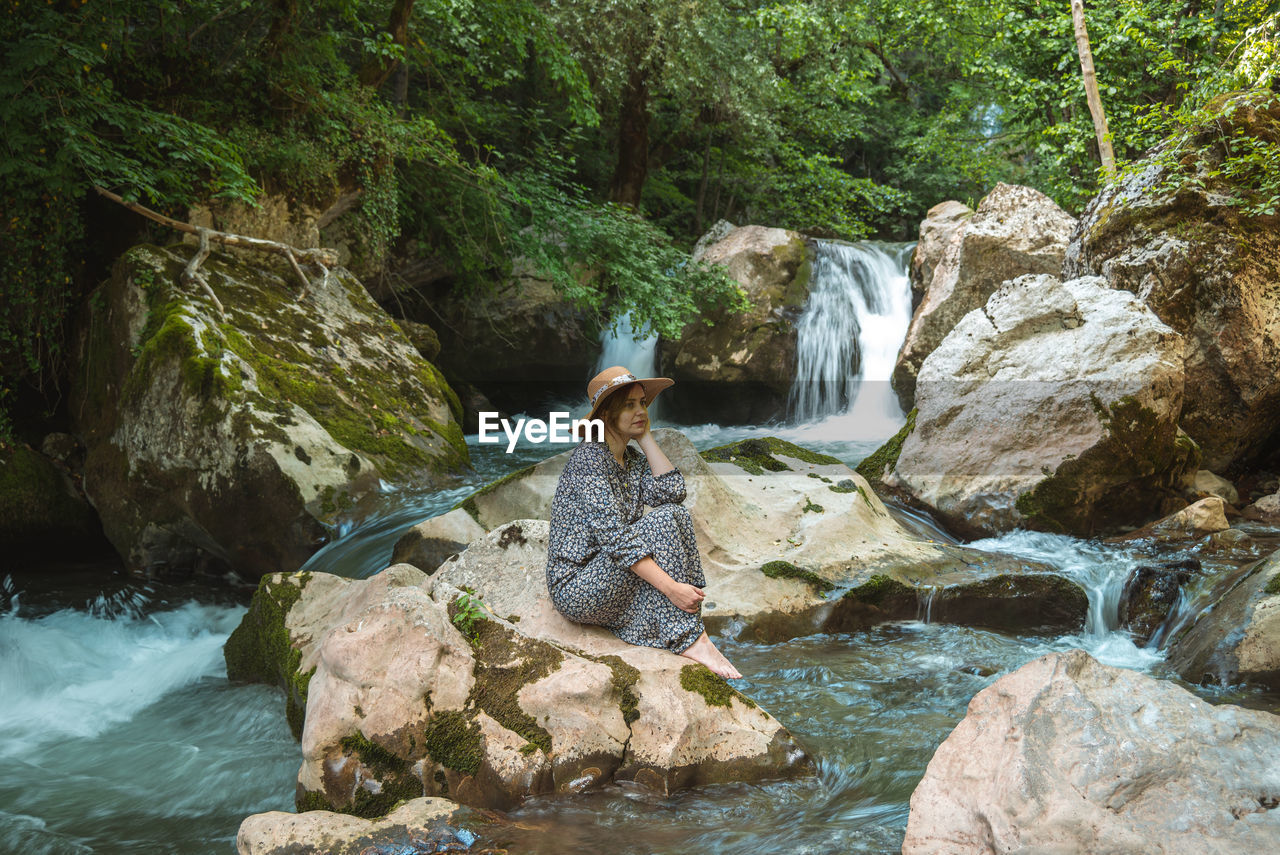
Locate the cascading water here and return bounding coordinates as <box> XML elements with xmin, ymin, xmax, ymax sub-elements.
<box><xmin>595</xmin><ymin>310</ymin><xmax>662</xmax><ymax>419</ymax></box>
<box><xmin>787</xmin><ymin>241</ymin><xmax>914</xmax><ymax>440</ymax></box>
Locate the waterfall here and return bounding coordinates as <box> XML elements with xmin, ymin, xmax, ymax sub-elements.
<box><xmin>788</xmin><ymin>241</ymin><xmax>914</xmax><ymax>439</ymax></box>
<box><xmin>596</xmin><ymin>310</ymin><xmax>662</xmax><ymax>418</ymax></box>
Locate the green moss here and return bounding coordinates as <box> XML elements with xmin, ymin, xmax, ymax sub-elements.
<box><xmin>700</xmin><ymin>436</ymin><xmax>841</xmax><ymax>475</ymax></box>
<box><xmin>336</xmin><ymin>730</ymin><xmax>424</xmax><ymax>817</ymax></box>
<box><xmin>807</xmin><ymin>472</ymin><xmax>832</xmax><ymax>483</ymax></box>
<box><xmin>856</xmin><ymin>408</ymin><xmax>916</xmax><ymax>485</ymax></box>
<box><xmin>679</xmin><ymin>664</ymin><xmax>756</xmax><ymax>709</ymax></box>
<box><xmin>802</xmin><ymin>497</ymin><xmax>824</xmax><ymax>514</ymax></box>
<box><xmin>223</xmin><ymin>572</ymin><xmax>314</xmax><ymax>740</ymax></box>
<box><xmin>295</xmin><ymin>790</ymin><xmax>332</xmax><ymax>813</ymax></box>
<box><xmin>464</xmin><ymin>619</ymin><xmax>562</xmax><ymax>754</ymax></box>
<box><xmin>1264</xmin><ymin>574</ymin><xmax>1280</xmax><ymax>596</ymax></box>
<box><xmin>451</xmin><ymin>462</ymin><xmax>537</xmax><ymax>522</ymax></box>
<box><xmin>519</xmin><ymin>742</ymin><xmax>540</xmax><ymax>756</ymax></box>
<box><xmin>593</xmin><ymin>654</ymin><xmax>642</xmax><ymax>725</ymax></box>
<box><xmin>760</xmin><ymin>560</ymin><xmax>834</xmax><ymax>594</ymax></box>
<box><xmin>424</xmin><ymin>710</ymin><xmax>482</xmax><ymax>776</ymax></box>
<box><xmin>843</xmin><ymin>574</ymin><xmax>913</xmax><ymax>608</ymax></box>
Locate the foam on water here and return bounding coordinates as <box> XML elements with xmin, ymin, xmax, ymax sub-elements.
<box><xmin>0</xmin><ymin>597</ymin><xmax>244</xmax><ymax>757</ymax></box>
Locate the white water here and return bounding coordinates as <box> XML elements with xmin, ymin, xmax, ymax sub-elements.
<box><xmin>787</xmin><ymin>241</ymin><xmax>914</xmax><ymax>441</ymax></box>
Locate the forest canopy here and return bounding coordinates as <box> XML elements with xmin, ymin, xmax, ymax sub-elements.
<box><xmin>2</xmin><ymin>0</ymin><xmax>1278</xmax><ymax>437</ymax></box>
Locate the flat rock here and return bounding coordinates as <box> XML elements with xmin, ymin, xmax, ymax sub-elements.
<box><xmin>236</xmin><ymin>797</ymin><xmax>479</xmax><ymax>855</ymax></box>
<box><xmin>417</xmin><ymin>429</ymin><xmax>1088</xmax><ymax>642</ymax></box>
<box><xmin>903</xmin><ymin>649</ymin><xmax>1280</xmax><ymax>854</ymax></box>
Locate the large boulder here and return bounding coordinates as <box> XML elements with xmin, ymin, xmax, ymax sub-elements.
<box><xmin>892</xmin><ymin>184</ymin><xmax>1077</xmax><ymax>410</ymax></box>
<box><xmin>71</xmin><ymin>245</ymin><xmax>468</xmax><ymax>581</ymax></box>
<box><xmin>907</xmin><ymin>200</ymin><xmax>973</xmax><ymax>310</ymax></box>
<box><xmin>237</xmin><ymin>797</ymin><xmax>484</xmax><ymax>855</ymax></box>
<box><xmin>1166</xmin><ymin>549</ymin><xmax>1280</xmax><ymax>689</ymax></box>
<box><xmin>417</xmin><ymin>271</ymin><xmax>600</xmax><ymax>415</ymax></box>
<box><xmin>884</xmin><ymin>273</ymin><xmax>1198</xmax><ymax>537</ymax></box>
<box><xmin>404</xmin><ymin>429</ymin><xmax>1090</xmax><ymax>642</ymax></box>
<box><xmin>658</xmin><ymin>226</ymin><xmax>812</xmax><ymax>423</ymax></box>
<box><xmin>1063</xmin><ymin>91</ymin><xmax>1280</xmax><ymax>472</ymax></box>
<box><xmin>225</xmin><ymin>563</ymin><xmax>812</xmax><ymax>815</ymax></box>
<box><xmin>902</xmin><ymin>649</ymin><xmax>1280</xmax><ymax>854</ymax></box>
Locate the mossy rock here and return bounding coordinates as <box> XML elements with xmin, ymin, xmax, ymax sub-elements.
<box><xmin>760</xmin><ymin>560</ymin><xmax>834</xmax><ymax>595</ymax></box>
<box><xmin>223</xmin><ymin>572</ymin><xmax>315</xmax><ymax>740</ymax></box>
<box><xmin>0</xmin><ymin>443</ymin><xmax>102</xmax><ymax>554</ymax></box>
<box><xmin>700</xmin><ymin>436</ymin><xmax>842</xmax><ymax>476</ymax></box>
<box><xmin>855</xmin><ymin>408</ymin><xmax>916</xmax><ymax>486</ymax></box>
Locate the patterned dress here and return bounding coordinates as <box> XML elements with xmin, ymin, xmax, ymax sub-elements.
<box><xmin>546</xmin><ymin>440</ymin><xmax>705</xmax><ymax>653</ymax></box>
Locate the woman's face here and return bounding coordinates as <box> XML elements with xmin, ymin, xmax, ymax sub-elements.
<box><xmin>608</xmin><ymin>386</ymin><xmax>649</xmax><ymax>440</ymax></box>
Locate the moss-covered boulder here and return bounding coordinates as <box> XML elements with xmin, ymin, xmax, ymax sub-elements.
<box><xmin>71</xmin><ymin>244</ymin><xmax>468</xmax><ymax>581</ymax></box>
<box><xmin>1063</xmin><ymin>90</ymin><xmax>1280</xmax><ymax>472</ymax></box>
<box><xmin>658</xmin><ymin>225</ymin><xmax>812</xmax><ymax>423</ymax></box>
<box><xmin>892</xmin><ymin>184</ymin><xmax>1076</xmax><ymax>411</ymax></box>
<box><xmin>0</xmin><ymin>443</ymin><xmax>105</xmax><ymax>557</ymax></box>
<box><xmin>1166</xmin><ymin>549</ymin><xmax>1280</xmax><ymax>690</ymax></box>
<box><xmin>236</xmin><ymin>797</ymin><xmax>486</xmax><ymax>855</ymax></box>
<box><xmin>224</xmin><ymin>558</ymin><xmax>811</xmax><ymax>816</ymax></box>
<box><xmin>397</xmin><ymin>429</ymin><xmax>1087</xmax><ymax>641</ymax></box>
<box><xmin>884</xmin><ymin>273</ymin><xmax>1198</xmax><ymax>537</ymax></box>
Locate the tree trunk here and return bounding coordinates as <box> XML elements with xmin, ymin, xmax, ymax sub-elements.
<box><xmin>264</xmin><ymin>0</ymin><xmax>298</xmax><ymax>58</ymax></box>
<box><xmin>358</xmin><ymin>0</ymin><xmax>416</xmax><ymax>89</ymax></box>
<box><xmin>610</xmin><ymin>65</ymin><xmax>651</xmax><ymax>210</ymax></box>
<box><xmin>1071</xmin><ymin>0</ymin><xmax>1115</xmax><ymax>174</ymax></box>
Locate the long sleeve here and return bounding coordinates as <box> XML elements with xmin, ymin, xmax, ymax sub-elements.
<box><xmin>575</xmin><ymin>450</ymin><xmax>652</xmax><ymax>568</ymax></box>
<box><xmin>640</xmin><ymin>464</ymin><xmax>686</xmax><ymax>507</ymax></box>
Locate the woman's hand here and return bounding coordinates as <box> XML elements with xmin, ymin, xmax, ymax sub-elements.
<box><xmin>664</xmin><ymin>581</ymin><xmax>705</xmax><ymax>614</ymax></box>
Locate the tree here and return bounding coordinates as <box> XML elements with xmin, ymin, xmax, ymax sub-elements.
<box><xmin>1071</xmin><ymin>0</ymin><xmax>1115</xmax><ymax>174</ymax></box>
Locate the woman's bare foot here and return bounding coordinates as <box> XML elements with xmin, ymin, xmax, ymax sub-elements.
<box><xmin>679</xmin><ymin>631</ymin><xmax>742</xmax><ymax>680</ymax></box>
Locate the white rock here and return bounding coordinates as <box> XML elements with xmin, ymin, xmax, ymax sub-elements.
<box><xmin>903</xmin><ymin>649</ymin><xmax>1280</xmax><ymax>854</ymax></box>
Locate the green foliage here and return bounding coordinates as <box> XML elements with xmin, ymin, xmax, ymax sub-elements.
<box><xmin>451</xmin><ymin>592</ymin><xmax>486</xmax><ymax>642</ymax></box>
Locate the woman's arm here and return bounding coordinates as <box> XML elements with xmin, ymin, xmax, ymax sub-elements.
<box><xmin>629</xmin><ymin>556</ymin><xmax>704</xmax><ymax>613</ymax></box>
<box><xmin>636</xmin><ymin>431</ymin><xmax>674</xmax><ymax>477</ymax></box>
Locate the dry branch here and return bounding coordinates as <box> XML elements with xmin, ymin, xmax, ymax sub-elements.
<box><xmin>93</xmin><ymin>186</ymin><xmax>339</xmax><ymax>297</ymax></box>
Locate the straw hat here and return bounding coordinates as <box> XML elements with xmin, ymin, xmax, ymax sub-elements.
<box><xmin>585</xmin><ymin>366</ymin><xmax>673</xmax><ymax>423</ymax></box>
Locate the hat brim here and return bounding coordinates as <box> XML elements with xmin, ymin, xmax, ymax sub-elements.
<box><xmin>585</xmin><ymin>377</ymin><xmax>673</xmax><ymax>423</ymax></box>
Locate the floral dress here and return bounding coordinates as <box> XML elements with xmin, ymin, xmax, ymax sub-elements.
<box><xmin>546</xmin><ymin>440</ymin><xmax>705</xmax><ymax>653</ymax></box>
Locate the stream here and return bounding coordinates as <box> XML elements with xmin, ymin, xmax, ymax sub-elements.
<box><xmin>2</xmin><ymin>241</ymin><xmax>1276</xmax><ymax>853</ymax></box>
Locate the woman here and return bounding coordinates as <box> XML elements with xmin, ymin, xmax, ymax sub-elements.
<box><xmin>546</xmin><ymin>366</ymin><xmax>741</xmax><ymax>679</ymax></box>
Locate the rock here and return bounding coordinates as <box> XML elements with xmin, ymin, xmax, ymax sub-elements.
<box><xmin>658</xmin><ymin>225</ymin><xmax>812</xmax><ymax>423</ymax></box>
<box><xmin>1192</xmin><ymin>527</ymin><xmax>1268</xmax><ymax>562</ymax></box>
<box><xmin>39</xmin><ymin>432</ymin><xmax>83</xmax><ymax>469</ymax></box>
<box><xmin>886</xmin><ymin>273</ymin><xmax>1198</xmax><ymax>537</ymax></box>
<box><xmin>1243</xmin><ymin>491</ymin><xmax>1280</xmax><ymax>525</ymax></box>
<box><xmin>0</xmin><ymin>443</ymin><xmax>105</xmax><ymax>558</ymax></box>
<box><xmin>907</xmin><ymin>200</ymin><xmax>973</xmax><ymax>310</ymax></box>
<box><xmin>396</xmin><ymin>318</ymin><xmax>441</xmax><ymax>362</ymax></box>
<box><xmin>236</xmin><ymin>797</ymin><xmax>481</xmax><ymax>855</ymax></box>
<box><xmin>71</xmin><ymin>245</ymin><xmax>468</xmax><ymax>581</ymax></box>
<box><xmin>1063</xmin><ymin>91</ymin><xmax>1280</xmax><ymax>472</ymax></box>
<box><xmin>390</xmin><ymin>508</ymin><xmax>487</xmax><ymax>573</ymax></box>
<box><xmin>903</xmin><ymin>649</ymin><xmax>1280</xmax><ymax>855</ymax></box>
<box><xmin>892</xmin><ymin>184</ymin><xmax>1077</xmax><ymax>410</ymax></box>
<box><xmin>691</xmin><ymin>219</ymin><xmax>737</xmax><ymax>261</ymax></box>
<box><xmin>188</xmin><ymin>195</ymin><xmax>320</xmax><ymax>260</ymax></box>
<box><xmin>422</xmin><ymin>273</ymin><xmax>599</xmax><ymax>415</ymax></box>
<box><xmin>226</xmin><ymin>562</ymin><xmax>813</xmax><ymax>815</ymax></box>
<box><xmin>1114</xmin><ymin>497</ymin><xmax>1231</xmax><ymax>543</ymax></box>
<box><xmin>414</xmin><ymin>429</ymin><xmax>1089</xmax><ymax>641</ymax></box>
<box><xmin>1119</xmin><ymin>561</ymin><xmax>1198</xmax><ymax>645</ymax></box>
<box><xmin>1186</xmin><ymin>469</ymin><xmax>1240</xmax><ymax>505</ymax></box>
<box><xmin>1167</xmin><ymin>549</ymin><xmax>1280</xmax><ymax>689</ymax></box>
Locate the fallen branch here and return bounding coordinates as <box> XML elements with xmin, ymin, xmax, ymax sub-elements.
<box><xmin>94</xmin><ymin>186</ymin><xmax>339</xmax><ymax>297</ymax></box>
